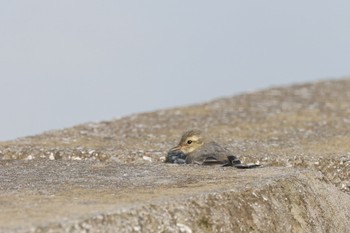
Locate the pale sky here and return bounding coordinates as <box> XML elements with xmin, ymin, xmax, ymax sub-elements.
<box><xmin>1</xmin><ymin>1</ymin><xmax>350</xmax><ymax>141</ymax></box>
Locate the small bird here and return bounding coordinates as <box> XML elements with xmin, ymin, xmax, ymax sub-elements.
<box><xmin>166</xmin><ymin>130</ymin><xmax>260</xmax><ymax>169</ymax></box>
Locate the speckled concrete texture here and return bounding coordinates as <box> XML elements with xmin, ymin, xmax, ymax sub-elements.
<box><xmin>1</xmin><ymin>78</ymin><xmax>350</xmax><ymax>232</ymax></box>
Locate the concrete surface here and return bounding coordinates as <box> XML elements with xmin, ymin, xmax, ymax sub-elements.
<box><xmin>1</xmin><ymin>78</ymin><xmax>350</xmax><ymax>232</ymax></box>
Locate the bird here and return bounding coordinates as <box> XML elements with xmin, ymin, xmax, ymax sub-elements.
<box><xmin>166</xmin><ymin>130</ymin><xmax>260</xmax><ymax>169</ymax></box>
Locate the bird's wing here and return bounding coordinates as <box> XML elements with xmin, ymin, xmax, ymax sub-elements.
<box><xmin>202</xmin><ymin>156</ymin><xmax>226</xmax><ymax>165</ymax></box>
<box><xmin>187</xmin><ymin>141</ymin><xmax>231</xmax><ymax>165</ymax></box>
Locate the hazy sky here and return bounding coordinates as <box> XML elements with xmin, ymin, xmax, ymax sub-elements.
<box><xmin>1</xmin><ymin>1</ymin><xmax>350</xmax><ymax>141</ymax></box>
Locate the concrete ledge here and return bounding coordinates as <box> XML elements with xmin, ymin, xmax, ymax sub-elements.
<box><xmin>1</xmin><ymin>160</ymin><xmax>349</xmax><ymax>232</ymax></box>
<box><xmin>1</xmin><ymin>78</ymin><xmax>350</xmax><ymax>232</ymax></box>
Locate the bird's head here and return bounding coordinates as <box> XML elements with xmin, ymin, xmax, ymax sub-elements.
<box><xmin>169</xmin><ymin>130</ymin><xmax>204</xmax><ymax>155</ymax></box>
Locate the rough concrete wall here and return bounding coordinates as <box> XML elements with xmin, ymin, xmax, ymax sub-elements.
<box><xmin>1</xmin><ymin>78</ymin><xmax>350</xmax><ymax>232</ymax></box>
<box><xmin>64</xmin><ymin>172</ymin><xmax>349</xmax><ymax>233</ymax></box>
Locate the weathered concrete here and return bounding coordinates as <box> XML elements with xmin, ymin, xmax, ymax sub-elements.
<box><xmin>1</xmin><ymin>78</ymin><xmax>350</xmax><ymax>232</ymax></box>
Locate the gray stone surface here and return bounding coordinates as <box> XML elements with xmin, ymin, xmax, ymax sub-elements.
<box><xmin>1</xmin><ymin>78</ymin><xmax>350</xmax><ymax>232</ymax></box>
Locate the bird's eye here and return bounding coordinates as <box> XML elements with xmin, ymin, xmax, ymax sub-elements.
<box><xmin>187</xmin><ymin>140</ymin><xmax>192</xmax><ymax>144</ymax></box>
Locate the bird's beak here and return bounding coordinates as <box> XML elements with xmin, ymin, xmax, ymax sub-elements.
<box><xmin>169</xmin><ymin>145</ymin><xmax>181</xmax><ymax>152</ymax></box>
